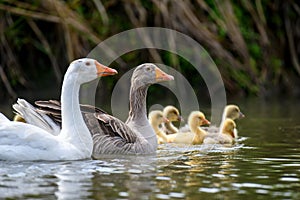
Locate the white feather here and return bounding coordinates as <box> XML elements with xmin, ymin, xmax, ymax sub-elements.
<box><xmin>13</xmin><ymin>98</ymin><xmax>60</xmax><ymax>135</ymax></box>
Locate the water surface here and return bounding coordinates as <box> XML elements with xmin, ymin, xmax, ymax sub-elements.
<box><xmin>0</xmin><ymin>98</ymin><xmax>300</xmax><ymax>199</ymax></box>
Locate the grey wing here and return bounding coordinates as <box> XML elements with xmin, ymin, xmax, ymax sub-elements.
<box><xmin>35</xmin><ymin>100</ymin><xmax>63</xmax><ymax>125</ymax></box>
<box><xmin>80</xmin><ymin>104</ymin><xmax>107</xmax><ymax>114</ymax></box>
<box><xmin>88</xmin><ymin>112</ymin><xmax>152</xmax><ymax>157</ymax></box>
<box><xmin>35</xmin><ymin>100</ymin><xmax>107</xmax><ymax>125</ymax></box>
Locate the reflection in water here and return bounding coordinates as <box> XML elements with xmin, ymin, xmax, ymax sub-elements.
<box><xmin>155</xmin><ymin>145</ymin><xmax>244</xmax><ymax>199</ymax></box>
<box><xmin>91</xmin><ymin>156</ymin><xmax>157</xmax><ymax>199</ymax></box>
<box><xmin>0</xmin><ymin>98</ymin><xmax>300</xmax><ymax>199</ymax></box>
<box><xmin>54</xmin><ymin>161</ymin><xmax>94</xmax><ymax>199</ymax></box>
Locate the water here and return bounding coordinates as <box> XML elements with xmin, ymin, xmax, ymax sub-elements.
<box><xmin>0</xmin><ymin>98</ymin><xmax>300</xmax><ymax>199</ymax></box>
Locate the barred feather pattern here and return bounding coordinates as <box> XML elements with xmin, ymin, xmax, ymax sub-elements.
<box><xmin>90</xmin><ymin>112</ymin><xmax>153</xmax><ymax>157</ymax></box>
<box><xmin>35</xmin><ymin>100</ymin><xmax>155</xmax><ymax>156</ymax></box>
<box><xmin>126</xmin><ymin>85</ymin><xmax>148</xmax><ymax>123</ymax></box>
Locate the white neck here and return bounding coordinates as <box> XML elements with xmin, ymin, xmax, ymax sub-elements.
<box><xmin>59</xmin><ymin>71</ymin><xmax>93</xmax><ymax>157</ymax></box>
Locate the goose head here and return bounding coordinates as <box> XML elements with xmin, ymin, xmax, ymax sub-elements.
<box><xmin>131</xmin><ymin>63</ymin><xmax>174</xmax><ymax>88</ymax></box>
<box><xmin>224</xmin><ymin>105</ymin><xmax>245</xmax><ymax>120</ymax></box>
<box><xmin>188</xmin><ymin>111</ymin><xmax>210</xmax><ymax>129</ymax></box>
<box><xmin>67</xmin><ymin>58</ymin><xmax>118</xmax><ymax>84</ymax></box>
<box><xmin>163</xmin><ymin>105</ymin><xmax>183</xmax><ymax>122</ymax></box>
<box><xmin>149</xmin><ymin>110</ymin><xmax>169</xmax><ymax>127</ymax></box>
<box><xmin>221</xmin><ymin>118</ymin><xmax>236</xmax><ymax>138</ymax></box>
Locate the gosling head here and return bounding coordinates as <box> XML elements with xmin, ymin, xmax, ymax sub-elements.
<box><xmin>149</xmin><ymin>110</ymin><xmax>169</xmax><ymax>127</ymax></box>
<box><xmin>224</xmin><ymin>105</ymin><xmax>245</xmax><ymax>120</ymax></box>
<box><xmin>131</xmin><ymin>63</ymin><xmax>174</xmax><ymax>88</ymax></box>
<box><xmin>188</xmin><ymin>111</ymin><xmax>211</xmax><ymax>128</ymax></box>
<box><xmin>222</xmin><ymin>118</ymin><xmax>236</xmax><ymax>138</ymax></box>
<box><xmin>163</xmin><ymin>105</ymin><xmax>183</xmax><ymax>122</ymax></box>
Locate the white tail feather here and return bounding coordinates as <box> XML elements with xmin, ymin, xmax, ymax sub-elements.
<box><xmin>13</xmin><ymin>98</ymin><xmax>60</xmax><ymax>135</ymax></box>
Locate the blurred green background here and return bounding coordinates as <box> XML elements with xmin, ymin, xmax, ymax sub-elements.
<box><xmin>0</xmin><ymin>0</ymin><xmax>299</xmax><ymax>106</ymax></box>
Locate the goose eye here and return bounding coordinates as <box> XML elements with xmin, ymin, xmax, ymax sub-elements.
<box><xmin>146</xmin><ymin>67</ymin><xmax>151</xmax><ymax>71</ymax></box>
<box><xmin>86</xmin><ymin>62</ymin><xmax>91</xmax><ymax>66</ymax></box>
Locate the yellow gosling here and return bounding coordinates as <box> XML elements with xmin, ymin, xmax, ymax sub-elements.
<box><xmin>200</xmin><ymin>105</ymin><xmax>244</xmax><ymax>134</ymax></box>
<box><xmin>162</xmin><ymin>105</ymin><xmax>183</xmax><ymax>134</ymax></box>
<box><xmin>222</xmin><ymin>105</ymin><xmax>245</xmax><ymax>121</ymax></box>
<box><xmin>203</xmin><ymin>118</ymin><xmax>237</xmax><ymax>145</ymax></box>
<box><xmin>148</xmin><ymin>110</ymin><xmax>169</xmax><ymax>144</ymax></box>
<box><xmin>168</xmin><ymin>111</ymin><xmax>210</xmax><ymax>145</ymax></box>
<box><xmin>220</xmin><ymin>105</ymin><xmax>244</xmax><ymax>138</ymax></box>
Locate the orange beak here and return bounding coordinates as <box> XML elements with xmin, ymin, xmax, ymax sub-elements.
<box><xmin>202</xmin><ymin>118</ymin><xmax>211</xmax><ymax>125</ymax></box>
<box><xmin>155</xmin><ymin>67</ymin><xmax>174</xmax><ymax>82</ymax></box>
<box><xmin>95</xmin><ymin>61</ymin><xmax>118</xmax><ymax>77</ymax></box>
<box><xmin>163</xmin><ymin>117</ymin><xmax>170</xmax><ymax>123</ymax></box>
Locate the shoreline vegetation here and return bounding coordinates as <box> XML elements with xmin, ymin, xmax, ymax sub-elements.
<box><xmin>0</xmin><ymin>0</ymin><xmax>299</xmax><ymax>103</ymax></box>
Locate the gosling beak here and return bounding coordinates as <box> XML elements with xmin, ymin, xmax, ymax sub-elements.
<box><xmin>155</xmin><ymin>67</ymin><xmax>174</xmax><ymax>82</ymax></box>
<box><xmin>163</xmin><ymin>117</ymin><xmax>170</xmax><ymax>123</ymax></box>
<box><xmin>230</xmin><ymin>130</ymin><xmax>235</xmax><ymax>138</ymax></box>
<box><xmin>178</xmin><ymin>115</ymin><xmax>184</xmax><ymax>122</ymax></box>
<box><xmin>239</xmin><ymin>112</ymin><xmax>245</xmax><ymax>119</ymax></box>
<box><xmin>203</xmin><ymin>118</ymin><xmax>211</xmax><ymax>125</ymax></box>
<box><xmin>95</xmin><ymin>61</ymin><xmax>118</xmax><ymax>77</ymax></box>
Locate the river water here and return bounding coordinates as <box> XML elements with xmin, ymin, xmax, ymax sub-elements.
<box><xmin>0</xmin><ymin>98</ymin><xmax>299</xmax><ymax>199</ymax></box>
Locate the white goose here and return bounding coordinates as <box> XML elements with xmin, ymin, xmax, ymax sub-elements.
<box><xmin>0</xmin><ymin>58</ymin><xmax>117</xmax><ymax>161</ymax></box>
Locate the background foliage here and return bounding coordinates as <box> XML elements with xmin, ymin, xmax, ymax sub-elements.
<box><xmin>0</xmin><ymin>0</ymin><xmax>299</xmax><ymax>103</ymax></box>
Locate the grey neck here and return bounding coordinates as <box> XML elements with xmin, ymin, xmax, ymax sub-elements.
<box><xmin>126</xmin><ymin>83</ymin><xmax>158</xmax><ymax>151</ymax></box>
<box><xmin>126</xmin><ymin>85</ymin><xmax>148</xmax><ymax>124</ymax></box>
